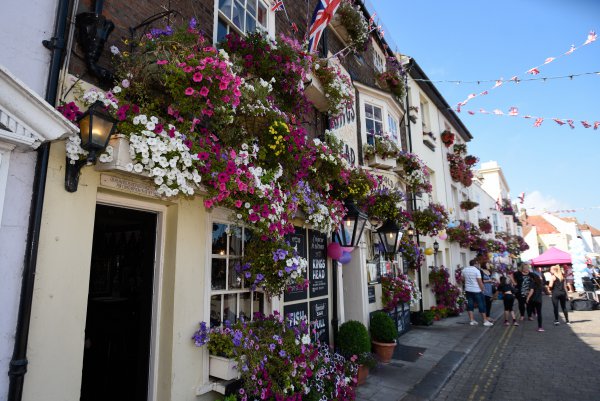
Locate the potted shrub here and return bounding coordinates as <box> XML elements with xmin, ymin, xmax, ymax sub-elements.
<box><xmin>370</xmin><ymin>311</ymin><xmax>398</xmax><ymax>364</ymax></box>
<box><xmin>338</xmin><ymin>320</ymin><xmax>375</xmax><ymax>385</ymax></box>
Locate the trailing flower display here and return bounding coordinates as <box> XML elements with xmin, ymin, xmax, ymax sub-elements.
<box><xmin>446</xmin><ymin>220</ymin><xmax>482</xmax><ymax>249</ymax></box>
<box><xmin>447</xmin><ymin>144</ymin><xmax>475</xmax><ymax>187</ymax></box>
<box><xmin>398</xmin><ymin>236</ymin><xmax>424</xmax><ymax>270</ymax></box>
<box><xmin>459</xmin><ymin>199</ymin><xmax>479</xmax><ymax>211</ymax></box>
<box><xmin>361</xmin><ymin>187</ymin><xmax>409</xmax><ymax>227</ymax></box>
<box><xmin>478</xmin><ymin>218</ymin><xmax>492</xmax><ymax>234</ymax></box>
<box><xmin>396</xmin><ymin>152</ymin><xmax>432</xmax><ymax>195</ymax></box>
<box><xmin>410</xmin><ymin>203</ymin><xmax>449</xmax><ymax>237</ymax></box>
<box><xmin>193</xmin><ymin>313</ymin><xmax>357</xmax><ymax>400</ymax></box>
<box><xmin>313</xmin><ymin>59</ymin><xmax>355</xmax><ymax>116</ymax></box>
<box><xmin>363</xmin><ymin>134</ymin><xmax>401</xmax><ymax>160</ymax></box>
<box><xmin>428</xmin><ymin>266</ymin><xmax>464</xmax><ymax>315</ymax></box>
<box><xmin>440</xmin><ymin>130</ymin><xmax>454</xmax><ymax>147</ymax></box>
<box><xmin>336</xmin><ymin>0</ymin><xmax>370</xmax><ymax>50</ymax></box>
<box><xmin>381</xmin><ymin>274</ymin><xmax>421</xmax><ymax>311</ymax></box>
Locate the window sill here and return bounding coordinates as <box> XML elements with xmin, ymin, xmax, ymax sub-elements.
<box><xmin>423</xmin><ymin>138</ymin><xmax>436</xmax><ymax>151</ymax></box>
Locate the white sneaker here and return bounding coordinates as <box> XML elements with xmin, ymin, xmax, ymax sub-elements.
<box><xmin>483</xmin><ymin>321</ymin><xmax>494</xmax><ymax>327</ymax></box>
<box><xmin>469</xmin><ymin>320</ymin><xmax>479</xmax><ymax>326</ymax></box>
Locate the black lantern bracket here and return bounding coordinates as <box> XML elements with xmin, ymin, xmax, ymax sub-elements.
<box><xmin>332</xmin><ymin>199</ymin><xmax>368</xmax><ymax>248</ymax></box>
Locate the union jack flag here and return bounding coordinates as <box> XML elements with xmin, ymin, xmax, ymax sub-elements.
<box><xmin>271</xmin><ymin>0</ymin><xmax>284</xmax><ymax>12</ymax></box>
<box><xmin>308</xmin><ymin>0</ymin><xmax>342</xmax><ymax>53</ymax></box>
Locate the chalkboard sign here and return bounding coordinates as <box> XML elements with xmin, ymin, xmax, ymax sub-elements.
<box><xmin>309</xmin><ymin>230</ymin><xmax>328</xmax><ymax>298</ymax></box>
<box><xmin>310</xmin><ymin>298</ymin><xmax>329</xmax><ymax>344</ymax></box>
<box><xmin>284</xmin><ymin>227</ymin><xmax>308</xmax><ymax>302</ymax></box>
<box><xmin>368</xmin><ymin>286</ymin><xmax>376</xmax><ymax>304</ymax></box>
<box><xmin>284</xmin><ymin>302</ymin><xmax>308</xmax><ymax>328</ymax></box>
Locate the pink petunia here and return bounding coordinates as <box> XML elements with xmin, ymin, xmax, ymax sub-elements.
<box><xmin>185</xmin><ymin>87</ymin><xmax>194</xmax><ymax>96</ymax></box>
<box><xmin>204</xmin><ymin>199</ymin><xmax>214</xmax><ymax>208</ymax></box>
<box><xmin>183</xmin><ymin>66</ymin><xmax>193</xmax><ymax>73</ymax></box>
<box><xmin>219</xmin><ymin>82</ymin><xmax>229</xmax><ymax>91</ymax></box>
<box><xmin>235</xmin><ymin>200</ymin><xmax>243</xmax><ymax>208</ymax></box>
<box><xmin>199</xmin><ymin>86</ymin><xmax>209</xmax><ymax>97</ymax></box>
<box><xmin>193</xmin><ymin>72</ymin><xmax>203</xmax><ymax>82</ymax></box>
<box><xmin>157</xmin><ymin>60</ymin><xmax>169</xmax><ymax>65</ymax></box>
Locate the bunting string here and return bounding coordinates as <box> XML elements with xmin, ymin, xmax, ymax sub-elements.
<box><xmin>413</xmin><ymin>71</ymin><xmax>600</xmax><ymax>85</ymax></box>
<box><xmin>455</xmin><ymin>31</ymin><xmax>597</xmax><ymax>110</ymax></box>
<box><xmin>456</xmin><ymin>105</ymin><xmax>599</xmax><ymax>129</ymax></box>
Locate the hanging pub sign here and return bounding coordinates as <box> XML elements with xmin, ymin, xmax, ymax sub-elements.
<box><xmin>284</xmin><ymin>227</ymin><xmax>308</xmax><ymax>302</ymax></box>
<box><xmin>309</xmin><ymin>230</ymin><xmax>328</xmax><ymax>298</ymax></box>
<box><xmin>310</xmin><ymin>298</ymin><xmax>329</xmax><ymax>344</ymax></box>
<box><xmin>283</xmin><ymin>302</ymin><xmax>308</xmax><ymax>328</ymax></box>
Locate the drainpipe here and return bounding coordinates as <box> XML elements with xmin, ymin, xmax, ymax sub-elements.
<box><xmin>403</xmin><ymin>61</ymin><xmax>423</xmax><ymax>312</ymax></box>
<box><xmin>7</xmin><ymin>0</ymin><xmax>72</xmax><ymax>399</ymax></box>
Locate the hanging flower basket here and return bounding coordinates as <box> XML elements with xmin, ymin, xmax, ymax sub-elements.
<box><xmin>460</xmin><ymin>199</ymin><xmax>479</xmax><ymax>211</ymax></box>
<box><xmin>440</xmin><ymin>130</ymin><xmax>455</xmax><ymax>147</ymax></box>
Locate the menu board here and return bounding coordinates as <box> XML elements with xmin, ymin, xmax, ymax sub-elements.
<box><xmin>284</xmin><ymin>302</ymin><xmax>308</xmax><ymax>328</ymax></box>
<box><xmin>284</xmin><ymin>227</ymin><xmax>308</xmax><ymax>302</ymax></box>
<box><xmin>309</xmin><ymin>230</ymin><xmax>328</xmax><ymax>298</ymax></box>
<box><xmin>310</xmin><ymin>298</ymin><xmax>329</xmax><ymax>344</ymax></box>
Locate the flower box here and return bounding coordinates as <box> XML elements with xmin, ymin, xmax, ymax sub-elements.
<box><xmin>209</xmin><ymin>355</ymin><xmax>239</xmax><ymax>381</ymax></box>
<box><xmin>329</xmin><ymin>13</ymin><xmax>351</xmax><ymax>45</ymax></box>
<box><xmin>94</xmin><ymin>134</ymin><xmax>147</xmax><ymax>177</ymax></box>
<box><xmin>304</xmin><ymin>72</ymin><xmax>328</xmax><ymax>112</ymax></box>
<box><xmin>367</xmin><ymin>155</ymin><xmax>396</xmax><ymax>170</ymax></box>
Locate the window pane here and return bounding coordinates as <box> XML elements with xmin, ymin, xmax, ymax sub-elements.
<box><xmin>217</xmin><ymin>18</ymin><xmax>229</xmax><ymax>43</ymax></box>
<box><xmin>223</xmin><ymin>293</ymin><xmax>238</xmax><ymax>324</ymax></box>
<box><xmin>247</xmin><ymin>0</ymin><xmax>256</xmax><ymax>17</ymax></box>
<box><xmin>229</xmin><ymin>258</ymin><xmax>243</xmax><ymax>289</ymax></box>
<box><xmin>365</xmin><ymin>104</ymin><xmax>373</xmax><ymax>119</ymax></box>
<box><xmin>212</xmin><ymin>223</ymin><xmax>228</xmax><ymax>255</ymax></box>
<box><xmin>211</xmin><ymin>259</ymin><xmax>227</xmax><ymax>290</ymax></box>
<box><xmin>239</xmin><ymin>292</ymin><xmax>251</xmax><ymax>321</ymax></box>
<box><xmin>210</xmin><ymin>295</ymin><xmax>222</xmax><ymax>327</ymax></box>
<box><xmin>246</xmin><ymin>15</ymin><xmax>256</xmax><ymax>34</ymax></box>
<box><xmin>375</xmin><ymin>122</ymin><xmax>383</xmax><ymax>135</ymax></box>
<box><xmin>257</xmin><ymin>3</ymin><xmax>267</xmax><ymax>26</ymax></box>
<box><xmin>252</xmin><ymin>292</ymin><xmax>264</xmax><ymax>317</ymax></box>
<box><xmin>230</xmin><ymin>225</ymin><xmax>243</xmax><ymax>256</ymax></box>
<box><xmin>219</xmin><ymin>0</ymin><xmax>232</xmax><ymax>17</ymax></box>
<box><xmin>233</xmin><ymin>1</ymin><xmax>244</xmax><ymax>30</ymax></box>
<box><xmin>373</xmin><ymin>106</ymin><xmax>382</xmax><ymax>121</ymax></box>
<box><xmin>365</xmin><ymin>119</ymin><xmax>374</xmax><ymax>135</ymax></box>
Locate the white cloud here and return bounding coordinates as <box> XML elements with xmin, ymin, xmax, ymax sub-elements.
<box><xmin>520</xmin><ymin>190</ymin><xmax>570</xmax><ymax>215</ymax></box>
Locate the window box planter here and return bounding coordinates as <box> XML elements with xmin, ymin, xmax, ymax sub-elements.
<box><xmin>422</xmin><ymin>138</ymin><xmax>436</xmax><ymax>151</ymax></box>
<box><xmin>94</xmin><ymin>134</ymin><xmax>147</xmax><ymax>177</ymax></box>
<box><xmin>329</xmin><ymin>13</ymin><xmax>351</xmax><ymax>45</ymax></box>
<box><xmin>366</xmin><ymin>155</ymin><xmax>397</xmax><ymax>170</ymax></box>
<box><xmin>304</xmin><ymin>72</ymin><xmax>328</xmax><ymax>113</ymax></box>
<box><xmin>209</xmin><ymin>355</ymin><xmax>240</xmax><ymax>381</ymax></box>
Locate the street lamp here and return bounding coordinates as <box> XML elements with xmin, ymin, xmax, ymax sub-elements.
<box><xmin>333</xmin><ymin>199</ymin><xmax>368</xmax><ymax>248</ymax></box>
<box><xmin>377</xmin><ymin>219</ymin><xmax>402</xmax><ymax>255</ymax></box>
<box><xmin>65</xmin><ymin>100</ymin><xmax>117</xmax><ymax>192</ymax></box>
<box><xmin>433</xmin><ymin>240</ymin><xmax>440</xmax><ymax>268</ymax></box>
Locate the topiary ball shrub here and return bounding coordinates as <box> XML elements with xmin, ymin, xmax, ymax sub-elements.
<box><xmin>338</xmin><ymin>320</ymin><xmax>370</xmax><ymax>357</ymax></box>
<box><xmin>370</xmin><ymin>311</ymin><xmax>398</xmax><ymax>343</ymax></box>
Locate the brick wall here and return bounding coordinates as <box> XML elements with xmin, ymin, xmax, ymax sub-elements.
<box><xmin>71</xmin><ymin>0</ymin><xmax>214</xmax><ymax>85</ymax></box>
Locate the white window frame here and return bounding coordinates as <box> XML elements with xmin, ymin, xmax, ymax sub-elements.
<box><xmin>208</xmin><ymin>211</ymin><xmax>265</xmax><ymax>327</ymax></box>
<box><xmin>387</xmin><ymin>113</ymin><xmax>399</xmax><ymax>144</ymax></box>
<box><xmin>364</xmin><ymin>102</ymin><xmax>384</xmax><ymax>145</ymax></box>
<box><xmin>373</xmin><ymin>47</ymin><xmax>386</xmax><ymax>73</ymax></box>
<box><xmin>420</xmin><ymin>96</ymin><xmax>431</xmax><ymax>132</ymax></box>
<box><xmin>213</xmin><ymin>0</ymin><xmax>275</xmax><ymax>44</ymax></box>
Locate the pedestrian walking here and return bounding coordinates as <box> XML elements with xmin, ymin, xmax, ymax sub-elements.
<box><xmin>563</xmin><ymin>264</ymin><xmax>575</xmax><ymax>293</ymax></box>
<box><xmin>464</xmin><ymin>260</ymin><xmax>493</xmax><ymax>327</ymax></box>
<box><xmin>480</xmin><ymin>264</ymin><xmax>496</xmax><ymax>322</ymax></box>
<box><xmin>548</xmin><ymin>264</ymin><xmax>570</xmax><ymax>325</ymax></box>
<box><xmin>511</xmin><ymin>263</ymin><xmax>535</xmax><ymax>321</ymax></box>
<box><xmin>526</xmin><ymin>273</ymin><xmax>545</xmax><ymax>332</ymax></box>
<box><xmin>497</xmin><ymin>276</ymin><xmax>518</xmax><ymax>326</ymax></box>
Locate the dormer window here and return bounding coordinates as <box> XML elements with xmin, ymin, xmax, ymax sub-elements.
<box><xmin>216</xmin><ymin>0</ymin><xmax>270</xmax><ymax>43</ymax></box>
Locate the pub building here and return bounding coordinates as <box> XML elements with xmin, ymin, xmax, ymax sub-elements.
<box><xmin>12</xmin><ymin>1</ymin><xmax>420</xmax><ymax>401</ymax></box>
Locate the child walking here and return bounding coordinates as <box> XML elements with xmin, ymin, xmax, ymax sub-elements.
<box><xmin>497</xmin><ymin>276</ymin><xmax>518</xmax><ymax>326</ymax></box>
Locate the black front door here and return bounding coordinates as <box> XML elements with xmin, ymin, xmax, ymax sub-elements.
<box><xmin>81</xmin><ymin>204</ymin><xmax>157</xmax><ymax>401</ymax></box>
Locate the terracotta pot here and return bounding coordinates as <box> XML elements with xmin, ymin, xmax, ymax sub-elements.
<box><xmin>372</xmin><ymin>340</ymin><xmax>397</xmax><ymax>364</ymax></box>
<box><xmin>356</xmin><ymin>364</ymin><xmax>369</xmax><ymax>386</ymax></box>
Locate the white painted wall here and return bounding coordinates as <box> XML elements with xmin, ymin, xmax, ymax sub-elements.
<box><xmin>0</xmin><ymin>0</ymin><xmax>59</xmax><ymax>394</ymax></box>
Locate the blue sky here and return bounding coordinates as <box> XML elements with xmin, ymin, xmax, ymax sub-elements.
<box><xmin>375</xmin><ymin>0</ymin><xmax>600</xmax><ymax>228</ymax></box>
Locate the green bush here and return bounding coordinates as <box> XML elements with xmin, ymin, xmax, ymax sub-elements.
<box><xmin>338</xmin><ymin>320</ymin><xmax>376</xmax><ymax>368</ymax></box>
<box><xmin>370</xmin><ymin>312</ymin><xmax>398</xmax><ymax>343</ymax></box>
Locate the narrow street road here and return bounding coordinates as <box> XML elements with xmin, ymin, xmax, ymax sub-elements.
<box><xmin>437</xmin><ymin>297</ymin><xmax>600</xmax><ymax>401</ymax></box>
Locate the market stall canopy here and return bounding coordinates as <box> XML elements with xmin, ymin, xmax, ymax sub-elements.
<box><xmin>529</xmin><ymin>247</ymin><xmax>572</xmax><ymax>266</ymax></box>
